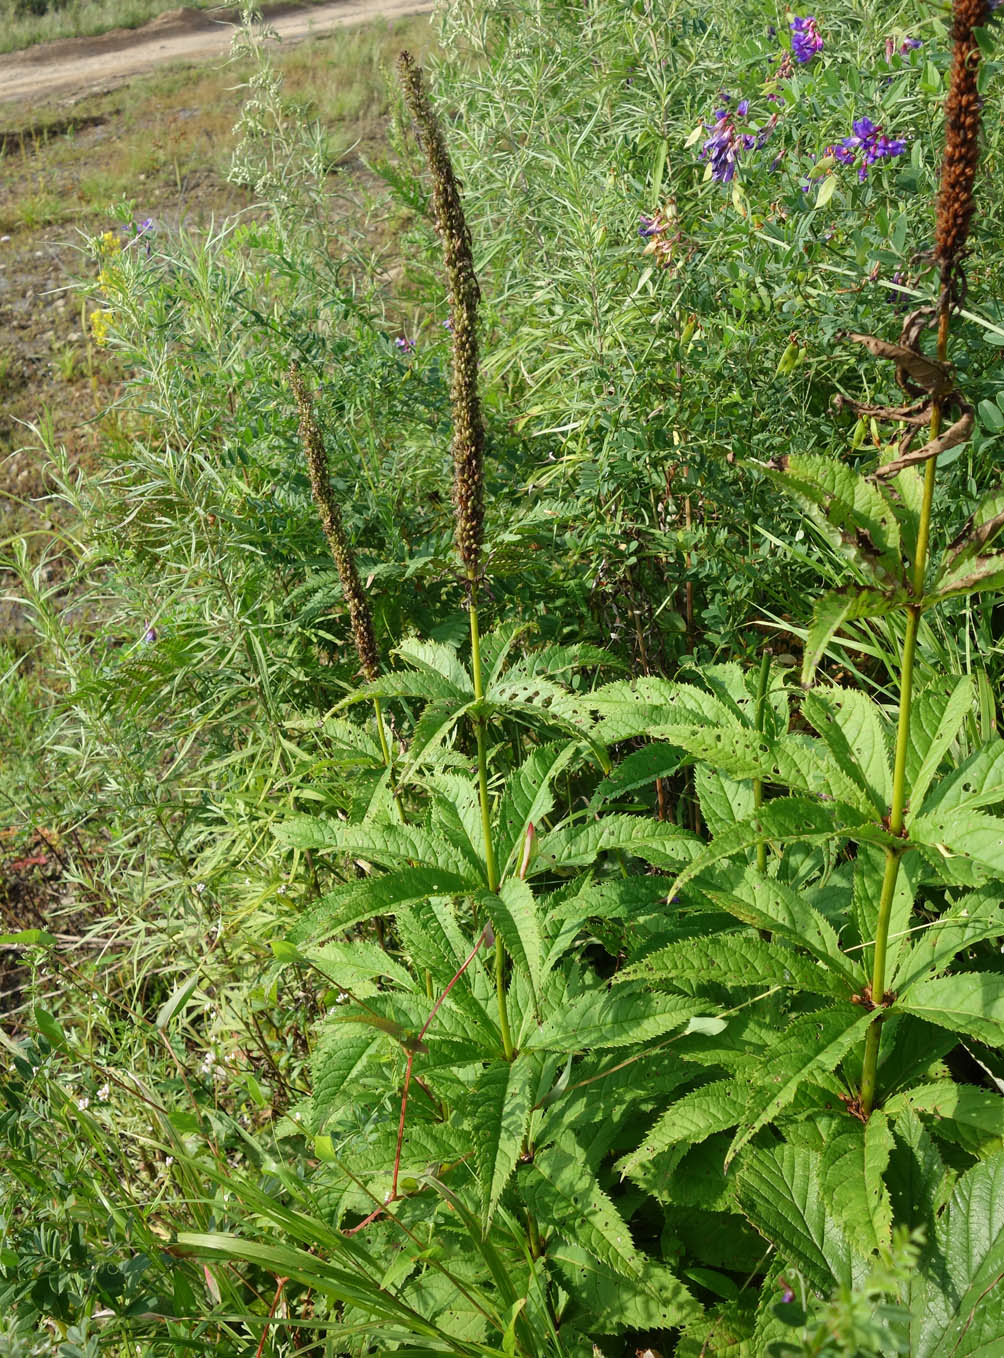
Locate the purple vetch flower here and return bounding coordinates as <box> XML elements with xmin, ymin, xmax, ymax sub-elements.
<box><xmin>780</xmin><ymin>1281</ymin><xmax>795</xmax><ymax>1304</ymax></box>
<box><xmin>886</xmin><ymin>34</ymin><xmax>922</xmax><ymax>60</ymax></box>
<box><xmin>832</xmin><ymin>116</ymin><xmax>908</xmax><ymax>180</ymax></box>
<box><xmin>790</xmin><ymin>15</ymin><xmax>823</xmax><ymax>63</ymax></box>
<box><xmin>638</xmin><ymin>214</ymin><xmax>660</xmax><ymax>237</ymax></box>
<box><xmin>142</xmin><ymin>626</ymin><xmax>157</xmax><ymax>644</ymax></box>
<box><xmin>698</xmin><ymin>101</ymin><xmax>777</xmax><ymax>185</ymax></box>
<box><xmin>394</xmin><ymin>336</ymin><xmax>416</xmax><ymax>353</ymax></box>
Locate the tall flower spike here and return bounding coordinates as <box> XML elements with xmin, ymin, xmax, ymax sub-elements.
<box><xmin>289</xmin><ymin>365</ymin><xmax>380</xmax><ymax>681</ymax></box>
<box><xmin>935</xmin><ymin>0</ymin><xmax>990</xmax><ymax>295</ymax></box>
<box><xmin>397</xmin><ymin>50</ymin><xmax>485</xmax><ymax>584</ymax></box>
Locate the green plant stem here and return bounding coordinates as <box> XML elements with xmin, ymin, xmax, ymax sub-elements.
<box><xmin>859</xmin><ymin>309</ymin><xmax>949</xmax><ymax>1116</ymax></box>
<box><xmin>468</xmin><ymin>584</ymin><xmax>514</xmax><ymax>1061</ymax></box>
<box><xmin>753</xmin><ymin>648</ymin><xmax>771</xmax><ymax>876</ymax></box>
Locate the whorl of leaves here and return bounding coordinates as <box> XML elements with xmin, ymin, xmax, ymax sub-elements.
<box><xmin>397</xmin><ymin>50</ymin><xmax>485</xmax><ymax>583</ymax></box>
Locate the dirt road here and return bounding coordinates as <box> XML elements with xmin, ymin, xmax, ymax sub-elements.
<box><xmin>0</xmin><ymin>0</ymin><xmax>435</xmax><ymax>106</ymax></box>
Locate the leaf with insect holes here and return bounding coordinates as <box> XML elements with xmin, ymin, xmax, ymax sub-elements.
<box><xmin>579</xmin><ymin>678</ymin><xmax>736</xmax><ymax>743</ymax></box>
<box><xmin>914</xmin><ymin>737</ymin><xmax>1004</xmax><ymax>821</ymax></box>
<box><xmin>468</xmin><ymin>1055</ymin><xmax>537</xmax><ymax>1225</ymax></box>
<box><xmin>909</xmin><ymin>806</ymin><xmax>1004</xmax><ymax>880</ymax></box>
<box><xmin>736</xmin><ymin>1142</ymin><xmax>860</xmax><ymax>1292</ymax></box>
<box><xmin>694</xmin><ymin>763</ymin><xmax>754</xmax><ymax>835</ymax></box>
<box><xmin>904</xmin><ymin>676</ymin><xmax>974</xmax><ymax>813</ymax></box>
<box><xmin>893</xmin><ymin>887</ymin><xmax>1004</xmax><ymax>991</ymax></box>
<box><xmin>618</xmin><ymin>933</ymin><xmax>853</xmax><ymax>1000</ymax></box>
<box><xmin>885</xmin><ymin>1081</ymin><xmax>1004</xmax><ymax>1150</ymax></box>
<box><xmin>895</xmin><ymin>973</ymin><xmax>1004</xmax><ymax>1047</ymax></box>
<box><xmin>819</xmin><ymin>1112</ymin><xmax>894</xmax><ymax>1255</ymax></box>
<box><xmin>801</xmin><ymin>586</ymin><xmax>911</xmax><ymax>686</ymax></box>
<box><xmin>762</xmin><ymin>452</ymin><xmax>906</xmax><ymax>585</ymax></box>
<box><xmin>802</xmin><ymin>687</ymin><xmax>893</xmax><ymax>817</ymax></box>
<box><xmin>523</xmin><ymin>984</ymin><xmax>704</xmax><ymax>1051</ymax></box>
<box><xmin>726</xmin><ymin>1006</ymin><xmax>875</xmax><ymax>1167</ymax></box>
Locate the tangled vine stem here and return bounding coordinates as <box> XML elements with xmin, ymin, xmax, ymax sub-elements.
<box><xmin>858</xmin><ymin>0</ymin><xmax>989</xmax><ymax>1117</ymax></box>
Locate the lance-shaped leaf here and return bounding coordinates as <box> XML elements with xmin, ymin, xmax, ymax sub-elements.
<box><xmin>619</xmin><ymin>933</ymin><xmax>853</xmax><ymax>1000</ymax></box>
<box><xmin>534</xmin><ymin>813</ymin><xmax>701</xmax><ymax>874</ymax></box>
<box><xmin>802</xmin><ymin>687</ymin><xmax>893</xmax><ymax>817</ymax></box>
<box><xmin>726</xmin><ymin>1005</ymin><xmax>875</xmax><ymax>1166</ymax></box>
<box><xmin>762</xmin><ymin>452</ymin><xmax>906</xmax><ymax>585</ymax></box>
<box><xmin>548</xmin><ymin>1242</ymin><xmax>701</xmax><ymax>1334</ymax></box>
<box><xmin>523</xmin><ymin>985</ymin><xmax>703</xmax><ymax>1052</ymax></box>
<box><xmin>399</xmin><ymin>698</ymin><xmax>473</xmax><ymax>776</ymax></box>
<box><xmin>469</xmin><ymin>1055</ymin><xmax>537</xmax><ymax>1225</ymax></box>
<box><xmin>801</xmin><ymin>586</ymin><xmax>911</xmax><ymax>686</ymax></box>
<box><xmin>617</xmin><ymin>1079</ymin><xmax>742</xmax><ymax>1179</ymax></box>
<box><xmin>695</xmin><ymin>764</ymin><xmax>754</xmax><ymax>836</ymax></box>
<box><xmin>885</xmin><ymin>1106</ymin><xmax>952</xmax><ymax>1242</ymax></box>
<box><xmin>908</xmin><ymin>1152</ymin><xmax>1004</xmax><ymax>1358</ymax></box>
<box><xmin>904</xmin><ymin>676</ymin><xmax>974</xmax><ymax>813</ymax></box>
<box><xmin>915</xmin><ymin>737</ymin><xmax>1004</xmax><ymax>821</ymax></box>
<box><xmin>579</xmin><ymin>678</ymin><xmax>736</xmax><ymax>743</ymax></box>
<box><xmin>593</xmin><ymin>744</ymin><xmax>686</xmax><ymax>811</ymax></box>
<box><xmin>290</xmin><ymin>865</ymin><xmax>478</xmax><ymax>944</ymax></box>
<box><xmin>495</xmin><ymin>741</ymin><xmax>581</xmax><ymax>875</ymax></box>
<box><xmin>394</xmin><ymin>636</ymin><xmax>472</xmax><ymax>693</ymax></box>
<box><xmin>692</xmin><ymin>863</ymin><xmax>860</xmax><ymax>986</ymax></box>
<box><xmin>770</xmin><ymin>734</ymin><xmax>878</xmax><ymax>815</ymax></box>
<box><xmin>819</xmin><ymin>1112</ymin><xmax>894</xmax><ymax>1255</ymax></box>
<box><xmin>737</xmin><ymin>1142</ymin><xmax>859</xmax><ymax>1292</ymax></box>
<box><xmin>312</xmin><ymin>1026</ymin><xmax>385</xmax><ymax>1131</ymax></box>
<box><xmin>930</xmin><ymin>550</ymin><xmax>1004</xmax><ymax>602</ymax></box>
<box><xmin>478</xmin><ymin>877</ymin><xmax>543</xmax><ymax>1005</ymax></box>
<box><xmin>667</xmin><ymin>797</ymin><xmax>891</xmax><ymax>902</ymax></box>
<box><xmin>896</xmin><ymin>973</ymin><xmax>1004</xmax><ymax>1047</ymax></box>
<box><xmin>893</xmin><ymin>887</ymin><xmax>1004</xmax><ymax>992</ymax></box>
<box><xmin>885</xmin><ymin>1081</ymin><xmax>1004</xmax><ymax>1151</ymax></box>
<box><xmin>909</xmin><ymin>806</ymin><xmax>1004</xmax><ymax>880</ymax></box>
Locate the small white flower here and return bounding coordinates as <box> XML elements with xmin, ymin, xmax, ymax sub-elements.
<box><xmin>77</xmin><ymin>1096</ymin><xmax>90</xmax><ymax>1110</ymax></box>
<box><xmin>96</xmin><ymin>1082</ymin><xmax>110</xmax><ymax>1101</ymax></box>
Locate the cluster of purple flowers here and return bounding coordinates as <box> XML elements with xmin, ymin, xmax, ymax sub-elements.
<box><xmin>831</xmin><ymin>116</ymin><xmax>908</xmax><ymax>180</ymax></box>
<box><xmin>700</xmin><ymin>97</ymin><xmax>775</xmax><ymax>184</ymax></box>
<box><xmin>120</xmin><ymin>217</ymin><xmax>155</xmax><ymax>256</ymax></box>
<box><xmin>789</xmin><ymin>15</ymin><xmax>823</xmax><ymax>64</ymax></box>
<box><xmin>395</xmin><ymin>336</ymin><xmax>416</xmax><ymax>353</ymax></box>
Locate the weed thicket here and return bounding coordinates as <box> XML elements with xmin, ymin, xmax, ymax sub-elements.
<box><xmin>3</xmin><ymin>2</ymin><xmax>1004</xmax><ymax>1356</ymax></box>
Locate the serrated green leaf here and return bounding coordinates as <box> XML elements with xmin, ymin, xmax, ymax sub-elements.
<box><xmin>905</xmin><ymin>676</ymin><xmax>974</xmax><ymax>813</ymax></box>
<box><xmin>480</xmin><ymin>877</ymin><xmax>543</xmax><ymax>1004</ymax></box>
<box><xmin>896</xmin><ymin>973</ymin><xmax>1004</xmax><ymax>1046</ymax></box>
<box><xmin>909</xmin><ymin>1152</ymin><xmax>1004</xmax><ymax>1357</ymax></box>
<box><xmin>802</xmin><ymin>587</ymin><xmax>909</xmax><ymax>685</ymax></box>
<box><xmin>582</xmin><ymin>678</ymin><xmax>736</xmax><ymax>744</ymax></box>
<box><xmin>886</xmin><ymin>1106</ymin><xmax>952</xmax><ymax>1241</ymax></box>
<box><xmin>931</xmin><ymin>550</ymin><xmax>1004</xmax><ymax>602</ymax></box>
<box><xmin>694</xmin><ymin>864</ymin><xmax>859</xmax><ymax>986</ymax></box>
<box><xmin>694</xmin><ymin>763</ymin><xmax>755</xmax><ymax>836</ymax></box>
<box><xmin>522</xmin><ymin>1139</ymin><xmax>642</xmax><ymax>1279</ymax></box>
<box><xmin>893</xmin><ymin>887</ymin><xmax>1004</xmax><ymax>991</ymax></box>
<box><xmin>593</xmin><ymin>744</ymin><xmax>684</xmax><ymax>810</ymax></box>
<box><xmin>737</xmin><ymin>1142</ymin><xmax>858</xmax><ymax>1292</ymax></box>
<box><xmin>802</xmin><ymin>687</ymin><xmax>893</xmax><ymax>816</ymax></box>
<box><xmin>620</xmin><ymin>933</ymin><xmax>852</xmax><ymax>1000</ymax></box>
<box><xmin>909</xmin><ymin>807</ymin><xmax>1004</xmax><ymax>879</ymax></box>
<box><xmin>727</xmin><ymin>1006</ymin><xmax>874</xmax><ymax>1166</ymax></box>
<box><xmin>617</xmin><ymin>1079</ymin><xmax>742</xmax><ymax>1179</ymax></box>
<box><xmin>290</xmin><ymin>865</ymin><xmax>477</xmax><ymax>944</ymax></box>
<box><xmin>495</xmin><ymin>742</ymin><xmax>581</xmax><ymax>875</ymax></box>
<box><xmin>394</xmin><ymin>636</ymin><xmax>472</xmax><ymax>693</ymax></box>
<box><xmin>523</xmin><ymin>985</ymin><xmax>702</xmax><ymax>1051</ymax></box>
<box><xmin>852</xmin><ymin>844</ymin><xmax>920</xmax><ymax>985</ymax></box>
<box><xmin>312</xmin><ymin>1026</ymin><xmax>384</xmax><ymax>1131</ymax></box>
<box><xmin>819</xmin><ymin>1112</ymin><xmax>894</xmax><ymax>1254</ymax></box>
<box><xmin>548</xmin><ymin>1242</ymin><xmax>700</xmax><ymax>1334</ymax></box>
<box><xmin>533</xmin><ymin>813</ymin><xmax>701</xmax><ymax>874</ymax></box>
<box><xmin>917</xmin><ymin>737</ymin><xmax>1004</xmax><ymax>821</ymax></box>
<box><xmin>469</xmin><ymin>1056</ymin><xmax>537</xmax><ymax>1225</ymax></box>
<box><xmin>306</xmin><ymin>940</ymin><xmax>414</xmax><ymax>990</ymax></box>
<box><xmin>668</xmin><ymin>797</ymin><xmax>885</xmax><ymax>902</ymax></box>
<box><xmin>885</xmin><ymin>1080</ymin><xmax>1004</xmax><ymax>1149</ymax></box>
